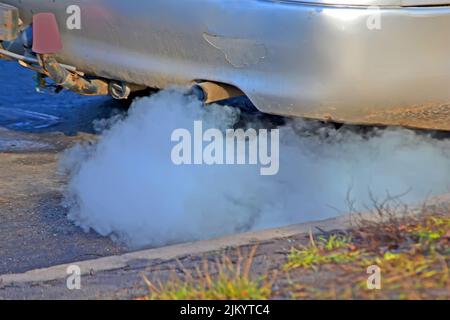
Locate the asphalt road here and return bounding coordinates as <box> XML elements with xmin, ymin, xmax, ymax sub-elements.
<box><xmin>0</xmin><ymin>61</ymin><xmax>129</xmax><ymax>275</ymax></box>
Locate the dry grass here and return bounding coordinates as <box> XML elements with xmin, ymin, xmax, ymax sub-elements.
<box><xmin>287</xmin><ymin>207</ymin><xmax>450</xmax><ymax>299</ymax></box>
<box><xmin>284</xmin><ymin>233</ymin><xmax>363</xmax><ymax>271</ymax></box>
<box><xmin>140</xmin><ymin>203</ymin><xmax>449</xmax><ymax>300</ymax></box>
<box><xmin>142</xmin><ymin>246</ymin><xmax>276</xmax><ymax>300</ymax></box>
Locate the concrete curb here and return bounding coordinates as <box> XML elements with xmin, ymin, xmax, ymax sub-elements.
<box><xmin>0</xmin><ymin>213</ymin><xmax>353</xmax><ymax>286</ymax></box>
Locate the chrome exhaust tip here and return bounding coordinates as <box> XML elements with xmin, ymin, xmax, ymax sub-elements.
<box><xmin>191</xmin><ymin>81</ymin><xmax>244</xmax><ymax>104</ymax></box>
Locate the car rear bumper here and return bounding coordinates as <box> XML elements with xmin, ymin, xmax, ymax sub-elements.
<box><xmin>245</xmin><ymin>4</ymin><xmax>450</xmax><ymax>130</ymax></box>
<box><xmin>2</xmin><ymin>0</ymin><xmax>450</xmax><ymax>129</ymax></box>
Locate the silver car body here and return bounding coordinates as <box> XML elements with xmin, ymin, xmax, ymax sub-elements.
<box><xmin>2</xmin><ymin>0</ymin><xmax>450</xmax><ymax>130</ymax></box>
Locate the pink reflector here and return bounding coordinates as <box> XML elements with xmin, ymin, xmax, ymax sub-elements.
<box><xmin>32</xmin><ymin>13</ymin><xmax>63</xmax><ymax>54</ymax></box>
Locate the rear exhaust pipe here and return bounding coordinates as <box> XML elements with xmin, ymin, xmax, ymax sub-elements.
<box><xmin>109</xmin><ymin>81</ymin><xmax>147</xmax><ymax>100</ymax></box>
<box><xmin>191</xmin><ymin>81</ymin><xmax>244</xmax><ymax>104</ymax></box>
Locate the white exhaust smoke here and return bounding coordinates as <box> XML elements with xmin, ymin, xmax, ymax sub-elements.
<box><xmin>60</xmin><ymin>90</ymin><xmax>450</xmax><ymax>248</ymax></box>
